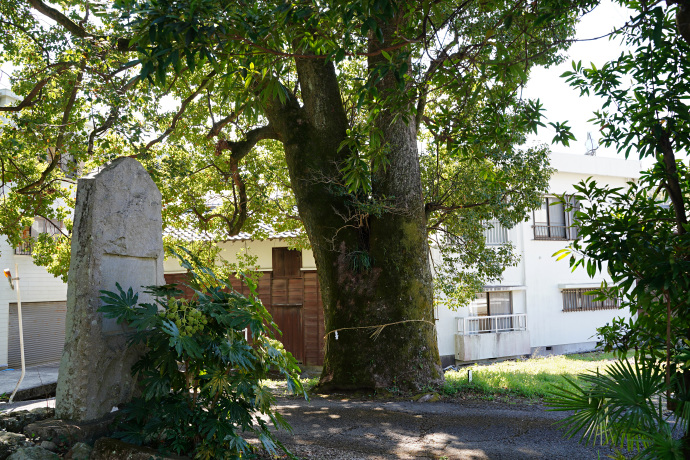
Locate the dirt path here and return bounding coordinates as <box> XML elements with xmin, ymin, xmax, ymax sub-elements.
<box><xmin>257</xmin><ymin>395</ymin><xmax>624</xmax><ymax>459</ymax></box>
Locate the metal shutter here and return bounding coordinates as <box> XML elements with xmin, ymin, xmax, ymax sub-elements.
<box><xmin>8</xmin><ymin>301</ymin><xmax>67</xmax><ymax>368</ymax></box>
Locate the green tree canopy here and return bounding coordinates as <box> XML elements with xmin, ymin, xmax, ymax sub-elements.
<box><xmin>1</xmin><ymin>0</ymin><xmax>589</xmax><ymax>389</ymax></box>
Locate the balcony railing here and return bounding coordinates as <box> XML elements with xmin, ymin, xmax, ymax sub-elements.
<box><xmin>14</xmin><ymin>240</ymin><xmax>33</xmax><ymax>255</ymax></box>
<box><xmin>484</xmin><ymin>220</ymin><xmax>509</xmax><ymax>245</ymax></box>
<box><xmin>13</xmin><ymin>218</ymin><xmax>66</xmax><ymax>255</ymax></box>
<box><xmin>457</xmin><ymin>313</ymin><xmax>527</xmax><ymax>335</ymax></box>
<box><xmin>533</xmin><ymin>224</ymin><xmax>577</xmax><ymax>240</ymax></box>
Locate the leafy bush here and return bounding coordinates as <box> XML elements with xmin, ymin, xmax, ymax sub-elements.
<box><xmin>548</xmin><ymin>359</ymin><xmax>690</xmax><ymax>459</ymax></box>
<box><xmin>99</xmin><ymin>251</ymin><xmax>304</xmax><ymax>459</ymax></box>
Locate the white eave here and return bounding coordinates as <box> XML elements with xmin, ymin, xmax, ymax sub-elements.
<box><xmin>557</xmin><ymin>282</ymin><xmax>606</xmax><ymax>290</ymax></box>
<box><xmin>484</xmin><ymin>285</ymin><xmax>527</xmax><ymax>292</ymax></box>
<box><xmin>550</xmin><ymin>152</ymin><xmax>642</xmax><ymax>180</ymax></box>
<box><xmin>164</xmin><ymin>223</ymin><xmax>301</xmax><ymax>242</ymax></box>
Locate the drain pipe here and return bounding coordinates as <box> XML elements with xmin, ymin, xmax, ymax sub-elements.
<box><xmin>4</xmin><ymin>265</ymin><xmax>25</xmax><ymax>403</ymax></box>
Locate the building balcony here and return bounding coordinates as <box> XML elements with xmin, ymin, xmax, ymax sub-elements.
<box><xmin>455</xmin><ymin>314</ymin><xmax>531</xmax><ymax>362</ymax></box>
<box><xmin>14</xmin><ymin>240</ymin><xmax>33</xmax><ymax>255</ymax></box>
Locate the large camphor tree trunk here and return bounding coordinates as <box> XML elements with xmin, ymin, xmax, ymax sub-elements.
<box><xmin>263</xmin><ymin>17</ymin><xmax>443</xmax><ymax>390</ymax></box>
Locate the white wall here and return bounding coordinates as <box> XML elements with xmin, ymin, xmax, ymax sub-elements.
<box><xmin>164</xmin><ymin>239</ymin><xmax>317</xmax><ymax>273</ymax></box>
<box><xmin>0</xmin><ymin>239</ymin><xmax>68</xmax><ymax>368</ymax></box>
<box><xmin>435</xmin><ymin>152</ymin><xmax>642</xmax><ymax>360</ymax></box>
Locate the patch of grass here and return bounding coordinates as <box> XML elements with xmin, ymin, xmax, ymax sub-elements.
<box><xmin>262</xmin><ymin>376</ymin><xmax>319</xmax><ymax>396</ymax></box>
<box><xmin>442</xmin><ymin>352</ymin><xmax>617</xmax><ymax>400</ymax></box>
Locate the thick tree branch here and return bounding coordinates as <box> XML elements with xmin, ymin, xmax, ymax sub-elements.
<box><xmin>0</xmin><ymin>62</ymin><xmax>76</xmax><ymax>112</ymax></box>
<box><xmin>55</xmin><ymin>64</ymin><xmax>85</xmax><ymax>152</ymax></box>
<box><xmin>659</xmin><ymin>130</ymin><xmax>688</xmax><ymax>234</ymax></box>
<box><xmin>15</xmin><ymin>61</ymin><xmax>85</xmax><ymax>195</ymax></box>
<box><xmin>28</xmin><ymin>0</ymin><xmax>90</xmax><ymax>38</ymax></box>
<box><xmin>134</xmin><ymin>71</ymin><xmax>217</xmax><ymax>156</ymax></box>
<box><xmin>191</xmin><ymin>160</ymin><xmax>248</xmax><ymax>236</ymax></box>
<box><xmin>0</xmin><ymin>78</ymin><xmax>49</xmax><ymax>112</ymax></box>
<box><xmin>215</xmin><ymin>125</ymin><xmax>279</xmax><ymax>162</ymax></box>
<box><xmin>28</xmin><ymin>0</ymin><xmax>133</xmax><ymax>50</ymax></box>
<box><xmin>206</xmin><ymin>109</ymin><xmax>244</xmax><ymax>139</ymax></box>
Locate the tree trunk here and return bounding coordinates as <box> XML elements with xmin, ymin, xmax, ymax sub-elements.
<box><xmin>263</xmin><ymin>38</ymin><xmax>442</xmax><ymax>390</ymax></box>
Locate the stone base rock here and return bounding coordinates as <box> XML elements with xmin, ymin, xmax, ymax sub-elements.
<box><xmin>0</xmin><ymin>408</ymin><xmax>55</xmax><ymax>433</ymax></box>
<box><xmin>6</xmin><ymin>447</ymin><xmax>59</xmax><ymax>460</ymax></box>
<box><xmin>416</xmin><ymin>393</ymin><xmax>441</xmax><ymax>403</ymax></box>
<box><xmin>91</xmin><ymin>438</ymin><xmax>189</xmax><ymax>460</ymax></box>
<box><xmin>64</xmin><ymin>442</ymin><xmax>92</xmax><ymax>460</ymax></box>
<box><xmin>36</xmin><ymin>442</ymin><xmax>55</xmax><ymax>453</ymax></box>
<box><xmin>23</xmin><ymin>414</ymin><xmax>115</xmax><ymax>446</ymax></box>
<box><xmin>0</xmin><ymin>432</ymin><xmax>31</xmax><ymax>460</ymax></box>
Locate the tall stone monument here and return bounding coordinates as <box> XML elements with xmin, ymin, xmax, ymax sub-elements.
<box><xmin>55</xmin><ymin>157</ymin><xmax>164</xmax><ymax>422</ymax></box>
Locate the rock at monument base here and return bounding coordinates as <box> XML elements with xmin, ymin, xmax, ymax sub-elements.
<box><xmin>64</xmin><ymin>442</ymin><xmax>92</xmax><ymax>460</ymax></box>
<box><xmin>91</xmin><ymin>438</ymin><xmax>189</xmax><ymax>460</ymax></box>
<box><xmin>0</xmin><ymin>408</ymin><xmax>54</xmax><ymax>434</ymax></box>
<box><xmin>0</xmin><ymin>432</ymin><xmax>31</xmax><ymax>460</ymax></box>
<box><xmin>56</xmin><ymin>157</ymin><xmax>165</xmax><ymax>422</ymax></box>
<box><xmin>23</xmin><ymin>414</ymin><xmax>115</xmax><ymax>446</ymax></box>
<box><xmin>6</xmin><ymin>447</ymin><xmax>59</xmax><ymax>460</ymax></box>
<box><xmin>36</xmin><ymin>442</ymin><xmax>55</xmax><ymax>453</ymax></box>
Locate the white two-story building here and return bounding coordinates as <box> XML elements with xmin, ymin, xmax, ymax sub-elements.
<box><xmin>434</xmin><ymin>152</ymin><xmax>641</xmax><ymax>366</ymax></box>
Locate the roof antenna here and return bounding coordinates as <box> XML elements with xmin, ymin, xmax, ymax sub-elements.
<box><xmin>585</xmin><ymin>132</ymin><xmax>598</xmax><ymax>156</ymax></box>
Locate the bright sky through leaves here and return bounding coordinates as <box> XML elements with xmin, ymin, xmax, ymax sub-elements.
<box><xmin>523</xmin><ymin>0</ymin><xmax>633</xmax><ymax>157</ymax></box>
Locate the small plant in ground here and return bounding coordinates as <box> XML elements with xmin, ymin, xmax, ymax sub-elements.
<box><xmin>99</xmin><ymin>250</ymin><xmax>305</xmax><ymax>459</ymax></box>
<box><xmin>261</xmin><ymin>376</ymin><xmax>318</xmax><ymax>397</ymax></box>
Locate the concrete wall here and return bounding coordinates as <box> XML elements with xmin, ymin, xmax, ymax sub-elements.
<box><xmin>0</xmin><ymin>89</ymin><xmax>19</xmax><ymax>109</ymax></box>
<box><xmin>435</xmin><ymin>152</ymin><xmax>642</xmax><ymax>362</ymax></box>
<box><xmin>455</xmin><ymin>330</ymin><xmax>531</xmax><ymax>361</ymax></box>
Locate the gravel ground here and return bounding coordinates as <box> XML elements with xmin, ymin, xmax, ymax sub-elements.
<box><xmin>249</xmin><ymin>394</ymin><xmax>633</xmax><ymax>460</ymax></box>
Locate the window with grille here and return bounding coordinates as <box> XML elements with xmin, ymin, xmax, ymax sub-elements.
<box><xmin>562</xmin><ymin>288</ymin><xmax>618</xmax><ymax>312</ymax></box>
<box><xmin>533</xmin><ymin>196</ymin><xmax>579</xmax><ymax>240</ymax></box>
<box><xmin>483</xmin><ymin>220</ymin><xmax>509</xmax><ymax>245</ymax></box>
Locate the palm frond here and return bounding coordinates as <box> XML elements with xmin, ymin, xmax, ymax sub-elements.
<box><xmin>547</xmin><ymin>359</ymin><xmax>667</xmax><ymax>451</ymax></box>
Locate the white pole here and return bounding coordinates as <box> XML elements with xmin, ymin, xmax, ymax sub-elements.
<box><xmin>9</xmin><ymin>264</ymin><xmax>25</xmax><ymax>403</ymax></box>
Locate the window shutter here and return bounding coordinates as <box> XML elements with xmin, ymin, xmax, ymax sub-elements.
<box><xmin>272</xmin><ymin>248</ymin><xmax>302</xmax><ymax>278</ymax></box>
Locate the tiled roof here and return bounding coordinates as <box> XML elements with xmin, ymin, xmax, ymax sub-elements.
<box><xmin>163</xmin><ymin>223</ymin><xmax>301</xmax><ymax>242</ymax></box>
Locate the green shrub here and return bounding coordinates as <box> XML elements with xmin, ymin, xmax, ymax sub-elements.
<box><xmin>548</xmin><ymin>359</ymin><xmax>690</xmax><ymax>459</ymax></box>
<box><xmin>99</xmin><ymin>251</ymin><xmax>304</xmax><ymax>459</ymax></box>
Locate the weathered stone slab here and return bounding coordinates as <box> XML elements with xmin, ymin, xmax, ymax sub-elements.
<box><xmin>55</xmin><ymin>157</ymin><xmax>164</xmax><ymax>422</ymax></box>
